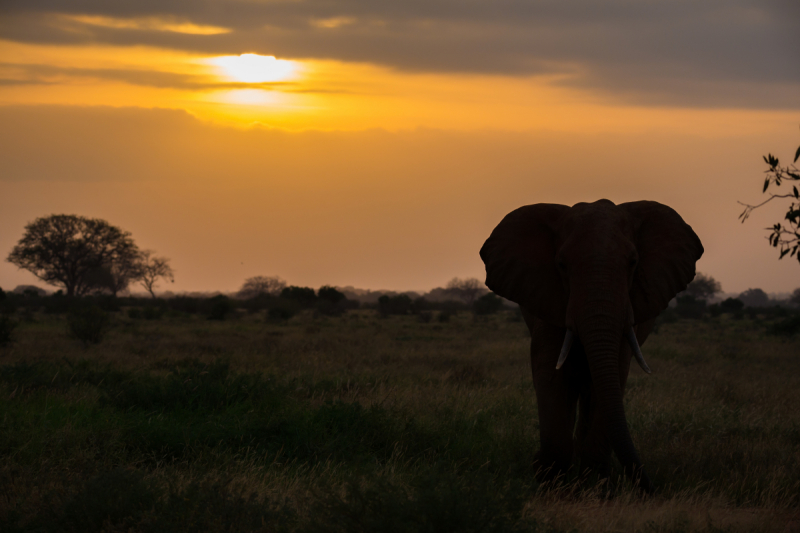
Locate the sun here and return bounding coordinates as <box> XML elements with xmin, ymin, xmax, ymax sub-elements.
<box><xmin>208</xmin><ymin>53</ymin><xmax>298</xmax><ymax>83</ymax></box>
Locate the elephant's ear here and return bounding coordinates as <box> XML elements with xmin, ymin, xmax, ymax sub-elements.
<box><xmin>480</xmin><ymin>204</ymin><xmax>570</xmax><ymax>326</ymax></box>
<box><xmin>621</xmin><ymin>201</ymin><xmax>704</xmax><ymax>324</ymax></box>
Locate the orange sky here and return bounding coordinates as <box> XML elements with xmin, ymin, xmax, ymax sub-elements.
<box><xmin>1</xmin><ymin>2</ymin><xmax>799</xmax><ymax>295</ymax></box>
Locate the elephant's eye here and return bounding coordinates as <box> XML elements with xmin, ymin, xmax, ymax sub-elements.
<box><xmin>557</xmin><ymin>261</ymin><xmax>567</xmax><ymax>272</ymax></box>
<box><xmin>629</xmin><ymin>257</ymin><xmax>638</xmax><ymax>268</ymax></box>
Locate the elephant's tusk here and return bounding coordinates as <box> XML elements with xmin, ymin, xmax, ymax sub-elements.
<box><xmin>555</xmin><ymin>329</ymin><xmax>574</xmax><ymax>370</ymax></box>
<box><xmin>627</xmin><ymin>327</ymin><xmax>652</xmax><ymax>374</ymax></box>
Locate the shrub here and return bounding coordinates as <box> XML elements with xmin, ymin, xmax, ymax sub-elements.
<box><xmin>315</xmin><ymin>299</ymin><xmax>344</xmax><ymax>317</ymax></box>
<box><xmin>317</xmin><ymin>286</ymin><xmax>345</xmax><ymax>305</ymax></box>
<box><xmin>418</xmin><ymin>311</ymin><xmax>433</xmax><ymax>323</ymax></box>
<box><xmin>268</xmin><ymin>299</ymin><xmax>302</xmax><ymax>321</ymax></box>
<box><xmin>720</xmin><ymin>297</ymin><xmax>745</xmax><ymax>312</ymax></box>
<box><xmin>675</xmin><ymin>295</ymin><xmax>706</xmax><ymax>319</ymax></box>
<box><xmin>208</xmin><ymin>295</ymin><xmax>232</xmax><ymax>321</ymax></box>
<box><xmin>280</xmin><ymin>286</ymin><xmax>317</xmax><ymax>307</ymax></box>
<box><xmin>767</xmin><ymin>314</ymin><xmax>800</xmax><ymax>336</ymax></box>
<box><xmin>0</xmin><ymin>315</ymin><xmax>17</xmax><ymax>347</ymax></box>
<box><xmin>438</xmin><ymin>310</ymin><xmax>451</xmax><ymax>323</ymax></box>
<box><xmin>242</xmin><ymin>293</ymin><xmax>273</xmax><ymax>313</ymax></box>
<box><xmin>168</xmin><ymin>296</ymin><xmax>201</xmax><ymax>315</ymax></box>
<box><xmin>473</xmin><ymin>293</ymin><xmax>504</xmax><ymax>315</ymax></box>
<box><xmin>43</xmin><ymin>291</ymin><xmax>76</xmax><ymax>315</ymax></box>
<box><xmin>128</xmin><ymin>306</ymin><xmax>163</xmax><ymax>320</ymax></box>
<box><xmin>377</xmin><ymin>295</ymin><xmax>412</xmax><ymax>316</ymax></box>
<box><xmin>68</xmin><ymin>306</ymin><xmax>111</xmax><ymax>346</ymax></box>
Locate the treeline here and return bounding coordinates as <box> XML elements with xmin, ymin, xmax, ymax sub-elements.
<box><xmin>0</xmin><ymin>277</ymin><xmax>513</xmax><ymax>348</ymax></box>
<box><xmin>665</xmin><ymin>273</ymin><xmax>800</xmax><ymax>335</ymax></box>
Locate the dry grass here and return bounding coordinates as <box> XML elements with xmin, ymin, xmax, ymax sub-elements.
<box><xmin>0</xmin><ymin>308</ymin><xmax>798</xmax><ymax>532</ymax></box>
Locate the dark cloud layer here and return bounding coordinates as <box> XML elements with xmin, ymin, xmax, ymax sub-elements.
<box><xmin>1</xmin><ymin>0</ymin><xmax>799</xmax><ymax>108</ymax></box>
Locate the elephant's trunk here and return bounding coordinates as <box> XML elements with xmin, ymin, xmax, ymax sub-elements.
<box><xmin>577</xmin><ymin>308</ymin><xmax>654</xmax><ymax>494</ymax></box>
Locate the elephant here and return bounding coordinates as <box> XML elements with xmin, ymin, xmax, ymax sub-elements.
<box><xmin>480</xmin><ymin>199</ymin><xmax>703</xmax><ymax>493</ymax></box>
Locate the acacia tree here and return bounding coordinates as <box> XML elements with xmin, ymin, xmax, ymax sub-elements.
<box><xmin>7</xmin><ymin>215</ymin><xmax>140</xmax><ymax>296</ymax></box>
<box><xmin>84</xmin><ymin>250</ymin><xmax>144</xmax><ymax>296</ymax></box>
<box><xmin>138</xmin><ymin>250</ymin><xmax>174</xmax><ymax>298</ymax></box>
<box><xmin>237</xmin><ymin>275</ymin><xmax>286</xmax><ymax>299</ymax></box>
<box><xmin>739</xmin><ymin>132</ymin><xmax>800</xmax><ymax>264</ymax></box>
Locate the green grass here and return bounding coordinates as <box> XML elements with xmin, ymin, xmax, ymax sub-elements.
<box><xmin>0</xmin><ymin>309</ymin><xmax>798</xmax><ymax>532</ymax></box>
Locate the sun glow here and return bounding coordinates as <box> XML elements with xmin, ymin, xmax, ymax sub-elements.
<box><xmin>208</xmin><ymin>54</ymin><xmax>298</xmax><ymax>83</ymax></box>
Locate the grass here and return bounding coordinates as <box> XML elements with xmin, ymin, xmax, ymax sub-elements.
<box><xmin>0</xmin><ymin>309</ymin><xmax>798</xmax><ymax>532</ymax></box>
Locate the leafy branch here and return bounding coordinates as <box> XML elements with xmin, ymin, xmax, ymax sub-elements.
<box><xmin>739</xmin><ymin>132</ymin><xmax>800</xmax><ymax>263</ymax></box>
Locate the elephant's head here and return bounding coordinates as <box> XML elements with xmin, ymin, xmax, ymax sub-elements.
<box><xmin>480</xmin><ymin>199</ymin><xmax>703</xmax><ymax>490</ymax></box>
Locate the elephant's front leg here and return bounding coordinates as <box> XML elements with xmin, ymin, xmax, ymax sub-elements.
<box><xmin>529</xmin><ymin>318</ymin><xmax>579</xmax><ymax>482</ymax></box>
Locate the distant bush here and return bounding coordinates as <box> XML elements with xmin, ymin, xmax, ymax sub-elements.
<box><xmin>43</xmin><ymin>291</ymin><xmax>75</xmax><ymax>314</ymax></box>
<box><xmin>280</xmin><ymin>286</ymin><xmax>318</xmax><ymax>307</ymax></box>
<box><xmin>720</xmin><ymin>297</ymin><xmax>745</xmax><ymax>311</ymax></box>
<box><xmin>418</xmin><ymin>311</ymin><xmax>433</xmax><ymax>323</ymax></box>
<box><xmin>378</xmin><ymin>295</ymin><xmax>413</xmax><ymax>316</ymax></box>
<box><xmin>68</xmin><ymin>306</ymin><xmax>110</xmax><ymax>346</ymax></box>
<box><xmin>315</xmin><ymin>299</ymin><xmax>344</xmax><ymax>317</ymax></box>
<box><xmin>438</xmin><ymin>310</ymin><xmax>451</xmax><ymax>323</ymax></box>
<box><xmin>168</xmin><ymin>296</ymin><xmax>201</xmax><ymax>315</ymax></box>
<box><xmin>242</xmin><ymin>293</ymin><xmax>273</xmax><ymax>313</ymax></box>
<box><xmin>412</xmin><ymin>297</ymin><xmax>433</xmax><ymax>313</ymax></box>
<box><xmin>767</xmin><ymin>314</ymin><xmax>800</xmax><ymax>336</ymax></box>
<box><xmin>315</xmin><ymin>286</ymin><xmax>352</xmax><ymax>316</ymax></box>
<box><xmin>317</xmin><ymin>286</ymin><xmax>345</xmax><ymax>305</ymax></box>
<box><xmin>675</xmin><ymin>295</ymin><xmax>706</xmax><ymax>319</ymax></box>
<box><xmin>208</xmin><ymin>295</ymin><xmax>233</xmax><ymax>321</ymax></box>
<box><xmin>268</xmin><ymin>299</ymin><xmax>302</xmax><ymax>321</ymax></box>
<box><xmin>0</xmin><ymin>315</ymin><xmax>17</xmax><ymax>347</ymax></box>
<box><xmin>128</xmin><ymin>306</ymin><xmax>163</xmax><ymax>320</ymax></box>
<box><xmin>473</xmin><ymin>293</ymin><xmax>504</xmax><ymax>315</ymax></box>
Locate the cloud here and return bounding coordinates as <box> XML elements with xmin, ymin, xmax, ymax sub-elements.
<box><xmin>0</xmin><ymin>62</ymin><xmax>330</xmax><ymax>92</ymax></box>
<box><xmin>1</xmin><ymin>0</ymin><xmax>799</xmax><ymax>108</ymax></box>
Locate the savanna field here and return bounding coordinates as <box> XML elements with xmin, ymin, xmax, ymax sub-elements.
<box><xmin>1</xmin><ymin>303</ymin><xmax>799</xmax><ymax>532</ymax></box>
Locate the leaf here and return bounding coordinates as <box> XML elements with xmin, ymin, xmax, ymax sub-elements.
<box><xmin>767</xmin><ymin>154</ymin><xmax>779</xmax><ymax>167</ymax></box>
<box><xmin>763</xmin><ymin>178</ymin><xmax>770</xmax><ymax>192</ymax></box>
<box><xmin>795</xmin><ymin>144</ymin><xmax>800</xmax><ymax>163</ymax></box>
<box><xmin>780</xmin><ymin>248</ymin><xmax>789</xmax><ymax>259</ymax></box>
<box><xmin>795</xmin><ymin>186</ymin><xmax>799</xmax><ymax>199</ymax></box>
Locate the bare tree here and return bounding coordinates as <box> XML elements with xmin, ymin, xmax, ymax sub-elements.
<box><xmin>138</xmin><ymin>250</ymin><xmax>174</xmax><ymax>298</ymax></box>
<box><xmin>237</xmin><ymin>275</ymin><xmax>286</xmax><ymax>299</ymax></box>
<box><xmin>445</xmin><ymin>277</ymin><xmax>484</xmax><ymax>305</ymax></box>
<box><xmin>7</xmin><ymin>214</ymin><xmax>139</xmax><ymax>296</ymax></box>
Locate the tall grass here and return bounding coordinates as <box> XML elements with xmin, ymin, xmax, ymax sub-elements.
<box><xmin>0</xmin><ymin>309</ymin><xmax>797</xmax><ymax>531</ymax></box>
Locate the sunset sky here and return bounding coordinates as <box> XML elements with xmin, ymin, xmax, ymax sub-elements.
<box><xmin>1</xmin><ymin>1</ymin><xmax>799</xmax><ymax>295</ymax></box>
